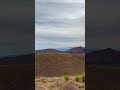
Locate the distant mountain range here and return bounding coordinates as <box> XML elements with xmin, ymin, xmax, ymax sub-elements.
<box><xmin>86</xmin><ymin>48</ymin><xmax>120</xmax><ymax>64</ymax></box>
<box><xmin>36</xmin><ymin>46</ymin><xmax>85</xmax><ymax>54</ymax></box>
<box><xmin>0</xmin><ymin>46</ymin><xmax>85</xmax><ymax>64</ymax></box>
<box><xmin>1</xmin><ymin>47</ymin><xmax>120</xmax><ymax>65</ymax></box>
<box><xmin>65</xmin><ymin>46</ymin><xmax>85</xmax><ymax>53</ymax></box>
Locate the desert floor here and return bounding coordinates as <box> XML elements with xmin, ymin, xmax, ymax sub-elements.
<box><xmin>35</xmin><ymin>76</ymin><xmax>85</xmax><ymax>90</ymax></box>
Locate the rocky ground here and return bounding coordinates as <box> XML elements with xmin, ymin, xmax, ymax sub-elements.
<box><xmin>35</xmin><ymin>76</ymin><xmax>85</xmax><ymax>90</ymax></box>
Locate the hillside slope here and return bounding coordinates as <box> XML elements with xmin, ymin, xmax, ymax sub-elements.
<box><xmin>35</xmin><ymin>53</ymin><xmax>85</xmax><ymax>77</ymax></box>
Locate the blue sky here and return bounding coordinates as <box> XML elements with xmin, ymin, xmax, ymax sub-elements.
<box><xmin>35</xmin><ymin>0</ymin><xmax>85</xmax><ymax>50</ymax></box>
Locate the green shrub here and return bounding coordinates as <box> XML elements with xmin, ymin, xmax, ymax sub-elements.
<box><xmin>75</xmin><ymin>74</ymin><xmax>85</xmax><ymax>83</ymax></box>
<box><xmin>64</xmin><ymin>75</ymin><xmax>70</xmax><ymax>81</ymax></box>
<box><xmin>75</xmin><ymin>75</ymin><xmax>82</xmax><ymax>82</ymax></box>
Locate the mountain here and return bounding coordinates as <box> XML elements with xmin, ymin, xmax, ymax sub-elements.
<box><xmin>86</xmin><ymin>48</ymin><xmax>120</xmax><ymax>64</ymax></box>
<box><xmin>0</xmin><ymin>54</ymin><xmax>34</xmax><ymax>64</ymax></box>
<box><xmin>65</xmin><ymin>46</ymin><xmax>85</xmax><ymax>53</ymax></box>
<box><xmin>36</xmin><ymin>49</ymin><xmax>63</xmax><ymax>53</ymax></box>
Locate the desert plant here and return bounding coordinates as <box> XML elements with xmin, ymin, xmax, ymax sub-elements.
<box><xmin>64</xmin><ymin>75</ymin><xmax>70</xmax><ymax>81</ymax></box>
<box><xmin>75</xmin><ymin>75</ymin><xmax>82</xmax><ymax>82</ymax></box>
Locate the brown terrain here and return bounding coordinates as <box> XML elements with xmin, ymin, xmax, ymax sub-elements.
<box><xmin>35</xmin><ymin>52</ymin><xmax>85</xmax><ymax>90</ymax></box>
<box><xmin>35</xmin><ymin>53</ymin><xmax>85</xmax><ymax>77</ymax></box>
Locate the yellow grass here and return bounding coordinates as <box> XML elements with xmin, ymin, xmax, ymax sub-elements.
<box><xmin>35</xmin><ymin>75</ymin><xmax>85</xmax><ymax>90</ymax></box>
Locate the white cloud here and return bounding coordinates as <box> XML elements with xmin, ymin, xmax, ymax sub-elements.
<box><xmin>36</xmin><ymin>0</ymin><xmax>85</xmax><ymax>4</ymax></box>
<box><xmin>35</xmin><ymin>0</ymin><xmax>85</xmax><ymax>49</ymax></box>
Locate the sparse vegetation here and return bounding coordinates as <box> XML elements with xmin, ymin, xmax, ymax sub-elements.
<box><xmin>35</xmin><ymin>75</ymin><xmax>85</xmax><ymax>90</ymax></box>
<box><xmin>74</xmin><ymin>74</ymin><xmax>85</xmax><ymax>83</ymax></box>
<box><xmin>64</xmin><ymin>75</ymin><xmax>70</xmax><ymax>81</ymax></box>
<box><xmin>75</xmin><ymin>75</ymin><xmax>82</xmax><ymax>82</ymax></box>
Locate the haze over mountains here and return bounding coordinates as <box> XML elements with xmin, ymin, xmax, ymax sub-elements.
<box><xmin>55</xmin><ymin>47</ymin><xmax>73</xmax><ymax>52</ymax></box>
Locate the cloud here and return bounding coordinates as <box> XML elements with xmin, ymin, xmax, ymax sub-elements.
<box><xmin>35</xmin><ymin>0</ymin><xmax>85</xmax><ymax>49</ymax></box>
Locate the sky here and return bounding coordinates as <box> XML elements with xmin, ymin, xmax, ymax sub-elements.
<box><xmin>35</xmin><ymin>0</ymin><xmax>85</xmax><ymax>50</ymax></box>
<box><xmin>0</xmin><ymin>0</ymin><xmax>120</xmax><ymax>58</ymax></box>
